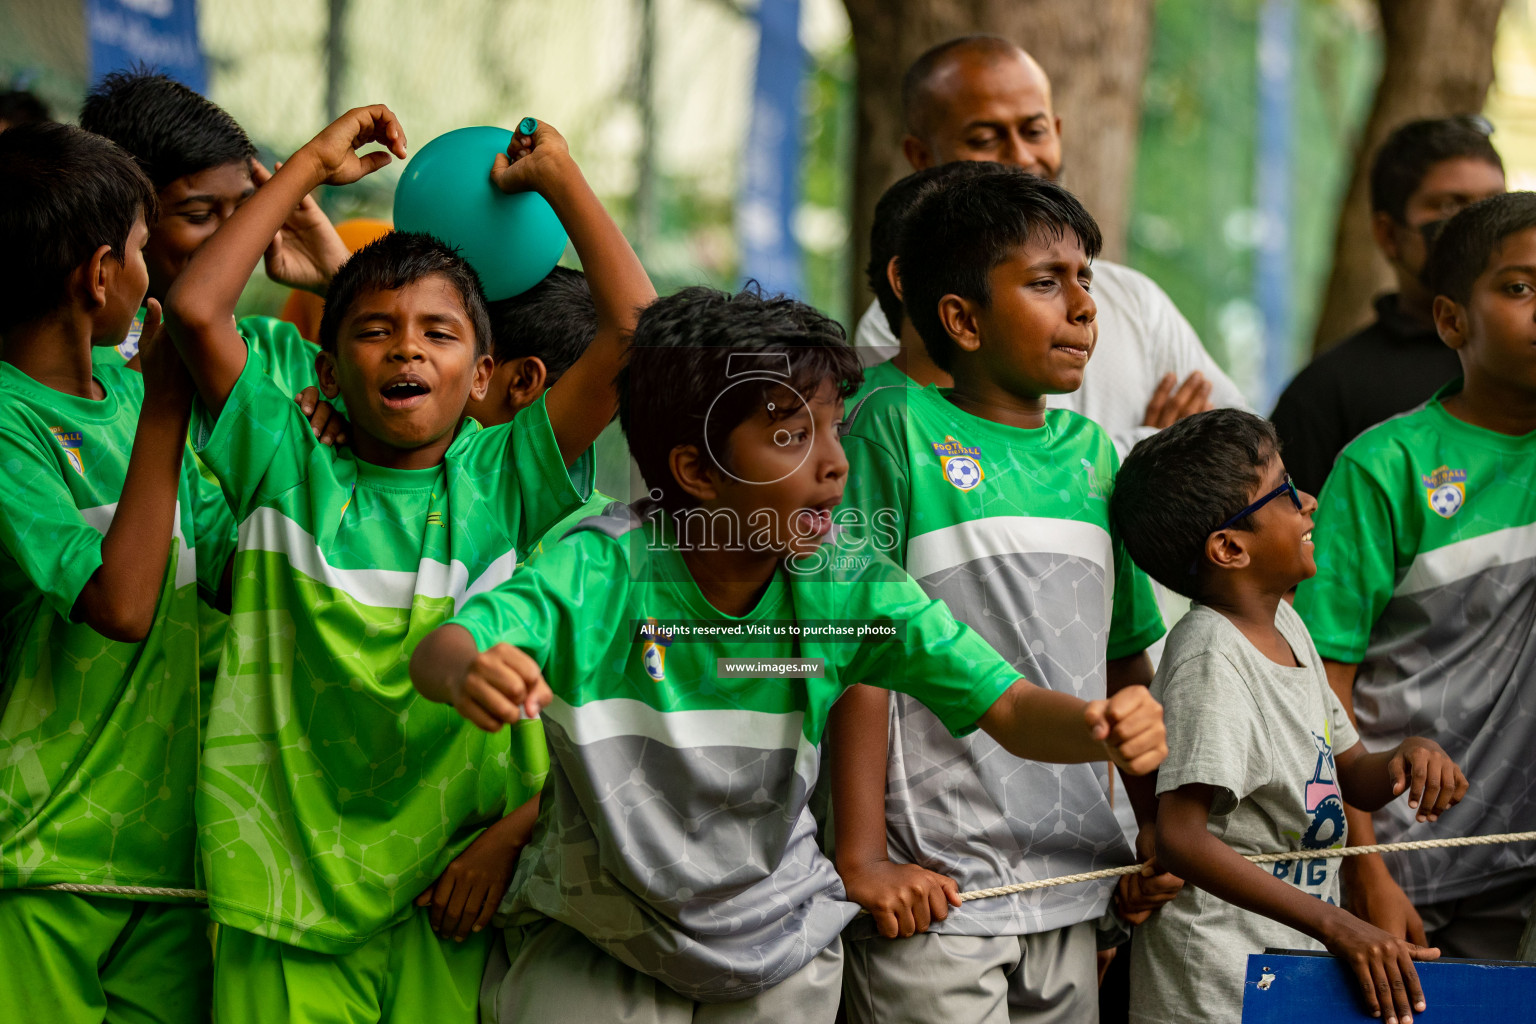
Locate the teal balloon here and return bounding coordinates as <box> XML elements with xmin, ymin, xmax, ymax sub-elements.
<box><xmin>392</xmin><ymin>125</ymin><xmax>568</xmax><ymax>301</ymax></box>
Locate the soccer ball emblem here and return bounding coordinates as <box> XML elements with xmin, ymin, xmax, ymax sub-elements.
<box><xmin>945</xmin><ymin>456</ymin><xmax>982</xmax><ymax>491</ymax></box>
<box><xmin>1429</xmin><ymin>484</ymin><xmax>1463</xmax><ymax>518</ymax></box>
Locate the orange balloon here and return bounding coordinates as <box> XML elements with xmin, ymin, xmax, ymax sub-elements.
<box><xmin>279</xmin><ymin>218</ymin><xmax>394</xmax><ymax>341</ymax></box>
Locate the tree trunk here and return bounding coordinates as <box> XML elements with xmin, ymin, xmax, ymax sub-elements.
<box><xmin>1311</xmin><ymin>0</ymin><xmax>1503</xmax><ymax>353</ymax></box>
<box><xmin>843</xmin><ymin>0</ymin><xmax>1153</xmax><ymax>319</ymax></box>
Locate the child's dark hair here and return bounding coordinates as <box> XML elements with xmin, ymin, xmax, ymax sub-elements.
<box><xmin>1423</xmin><ymin>192</ymin><xmax>1536</xmax><ymax>307</ymax></box>
<box><xmin>0</xmin><ymin>89</ymin><xmax>52</xmax><ymax>128</ymax></box>
<box><xmin>80</xmin><ymin>71</ymin><xmax>255</xmax><ymax>190</ymax></box>
<box><xmin>1109</xmin><ymin>409</ymin><xmax>1280</xmax><ymax>600</ymax></box>
<box><xmin>868</xmin><ymin>161</ymin><xmax>1016</xmax><ymax>335</ymax></box>
<box><xmin>319</xmin><ymin>232</ymin><xmax>492</xmax><ymax>356</ymax></box>
<box><xmin>0</xmin><ymin>122</ymin><xmax>158</xmax><ymax>332</ymax></box>
<box><xmin>619</xmin><ymin>286</ymin><xmax>862</xmax><ymax>514</ymax></box>
<box><xmin>1370</xmin><ymin>116</ymin><xmax>1502</xmax><ymax>223</ymax></box>
<box><xmin>486</xmin><ymin>267</ymin><xmax>595</xmax><ymax>383</ymax></box>
<box><xmin>898</xmin><ymin>168</ymin><xmax>1102</xmax><ymax>371</ymax></box>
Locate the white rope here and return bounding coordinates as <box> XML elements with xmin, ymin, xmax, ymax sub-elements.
<box><xmin>26</xmin><ymin>831</ymin><xmax>1536</xmax><ymax>905</ymax></box>
<box><xmin>956</xmin><ymin>830</ymin><xmax>1536</xmax><ymax>903</ymax></box>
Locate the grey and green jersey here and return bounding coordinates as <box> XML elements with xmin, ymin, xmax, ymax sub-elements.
<box><xmin>841</xmin><ymin>384</ymin><xmax>1166</xmax><ymax>936</ymax></box>
<box><xmin>1296</xmin><ymin>383</ymin><xmax>1536</xmax><ymax>902</ymax></box>
<box><xmin>102</xmin><ymin>314</ymin><xmax>328</xmax><ymax>407</ymax></box>
<box><xmin>0</xmin><ymin>358</ymin><xmax>233</xmax><ymax>894</ymax></box>
<box><xmin>192</xmin><ymin>350</ymin><xmax>587</xmax><ymax>952</ymax></box>
<box><xmin>448</xmin><ymin>504</ymin><xmax>1021</xmax><ymax>1002</ymax></box>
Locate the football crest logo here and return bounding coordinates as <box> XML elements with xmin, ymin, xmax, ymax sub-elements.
<box><xmin>638</xmin><ymin>618</ymin><xmax>673</xmax><ymax>682</ymax></box>
<box><xmin>49</xmin><ymin>427</ymin><xmax>85</xmax><ymax>478</ymax></box>
<box><xmin>932</xmin><ymin>436</ymin><xmax>984</xmax><ymax>492</ymax></box>
<box><xmin>1422</xmin><ymin>465</ymin><xmax>1466</xmax><ymax>519</ymax></box>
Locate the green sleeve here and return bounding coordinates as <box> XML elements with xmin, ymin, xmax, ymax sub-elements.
<box><xmin>237</xmin><ymin>316</ymin><xmax>332</xmax><ymax>410</ymax></box>
<box><xmin>0</xmin><ymin>429</ymin><xmax>105</xmax><ymax>620</ymax></box>
<box><xmin>184</xmin><ymin>448</ymin><xmax>237</xmax><ymax>596</ymax></box>
<box><xmin>1294</xmin><ymin>453</ymin><xmax>1402</xmax><ymax>663</ymax></box>
<box><xmin>834</xmin><ymin>556</ymin><xmax>1019</xmax><ymax>737</ymax></box>
<box><xmin>450</xmin><ymin>531</ymin><xmax>628</xmax><ymax>691</ymax></box>
<box><xmin>192</xmin><ymin>342</ymin><xmax>318</xmax><ymax>523</ymax></box>
<box><xmin>489</xmin><ymin>393</ymin><xmax>592</xmax><ymax>555</ymax></box>
<box><xmin>1107</xmin><ymin>448</ymin><xmax>1166</xmax><ymax>659</ymax></box>
<box><xmin>840</xmin><ymin>429</ymin><xmax>910</xmax><ymax>566</ymax></box>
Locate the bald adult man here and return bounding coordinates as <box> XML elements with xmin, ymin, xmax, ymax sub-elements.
<box><xmin>854</xmin><ymin>35</ymin><xmax>1248</xmax><ymax>456</ymax></box>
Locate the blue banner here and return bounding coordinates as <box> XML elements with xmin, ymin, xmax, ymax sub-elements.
<box><xmin>88</xmin><ymin>0</ymin><xmax>207</xmax><ymax>94</ymax></box>
<box><xmin>736</xmin><ymin>0</ymin><xmax>804</xmax><ymax>299</ymax></box>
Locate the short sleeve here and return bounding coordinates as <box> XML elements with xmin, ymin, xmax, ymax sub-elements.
<box><xmin>185</xmin><ymin>450</ymin><xmax>237</xmax><ymax>595</ymax></box>
<box><xmin>192</xmin><ymin>342</ymin><xmax>317</xmax><ymax>522</ymax></box>
<box><xmin>834</xmin><ymin>559</ymin><xmax>1019</xmax><ymax>737</ymax></box>
<box><xmin>1154</xmin><ymin>651</ymin><xmax>1270</xmax><ymax>816</ymax></box>
<box><xmin>491</xmin><ymin>394</ymin><xmax>592</xmax><ymax>555</ymax></box>
<box><xmin>840</xmin><ymin>430</ymin><xmax>910</xmax><ymax>565</ymax></box>
<box><xmin>450</xmin><ymin>531</ymin><xmax>628</xmax><ymax>687</ymax></box>
<box><xmin>1293</xmin><ymin>452</ymin><xmax>1400</xmax><ymax>663</ymax></box>
<box><xmin>0</xmin><ymin>430</ymin><xmax>105</xmax><ymax>619</ymax></box>
<box><xmin>1106</xmin><ymin>449</ymin><xmax>1166</xmax><ymax>658</ymax></box>
<box><xmin>237</xmin><ymin>316</ymin><xmax>331</xmax><ymax>409</ymax></box>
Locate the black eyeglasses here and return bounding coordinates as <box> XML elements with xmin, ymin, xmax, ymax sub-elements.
<box><xmin>1188</xmin><ymin>473</ymin><xmax>1302</xmax><ymax>575</ymax></box>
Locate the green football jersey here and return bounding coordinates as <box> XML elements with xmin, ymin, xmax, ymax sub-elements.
<box><xmin>449</xmin><ymin>504</ymin><xmax>1020</xmax><ymax>1001</ymax></box>
<box><xmin>0</xmin><ymin>358</ymin><xmax>234</xmax><ymax>894</ymax></box>
<box><xmin>192</xmin><ymin>351</ymin><xmax>588</xmax><ymax>952</ymax></box>
<box><xmin>846</xmin><ymin>357</ymin><xmax>914</xmax><ymax>409</ymax></box>
<box><xmin>1295</xmin><ymin>383</ymin><xmax>1536</xmax><ymax>902</ymax></box>
<box><xmin>841</xmin><ymin>383</ymin><xmax>1165</xmax><ymax>936</ymax></box>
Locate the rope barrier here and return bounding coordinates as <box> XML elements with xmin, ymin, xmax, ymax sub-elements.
<box><xmin>955</xmin><ymin>830</ymin><xmax>1536</xmax><ymax>903</ymax></box>
<box><xmin>28</xmin><ymin>831</ymin><xmax>1536</xmax><ymax>905</ymax></box>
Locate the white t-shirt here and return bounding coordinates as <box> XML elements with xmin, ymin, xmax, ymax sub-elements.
<box><xmin>852</xmin><ymin>259</ymin><xmax>1250</xmax><ymax>459</ymax></box>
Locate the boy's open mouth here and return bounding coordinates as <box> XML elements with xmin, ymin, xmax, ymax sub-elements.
<box><xmin>797</xmin><ymin>497</ymin><xmax>840</xmax><ymax>538</ymax></box>
<box><xmin>1302</xmin><ymin>530</ymin><xmax>1313</xmax><ymax>545</ymax></box>
<box><xmin>380</xmin><ymin>374</ymin><xmax>432</xmax><ymax>410</ymax></box>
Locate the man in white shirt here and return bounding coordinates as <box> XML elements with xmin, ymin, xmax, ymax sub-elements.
<box><xmin>857</xmin><ymin>34</ymin><xmax>1248</xmax><ymax>456</ymax></box>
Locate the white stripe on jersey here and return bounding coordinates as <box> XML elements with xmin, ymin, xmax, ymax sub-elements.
<box><xmin>544</xmin><ymin>695</ymin><xmax>819</xmax><ymax>787</ymax></box>
<box><xmin>907</xmin><ymin>515</ymin><xmax>1113</xmax><ymax>600</ymax></box>
<box><xmin>1394</xmin><ymin>521</ymin><xmax>1536</xmax><ymax>597</ymax></box>
<box><xmin>80</xmin><ymin>501</ymin><xmax>199</xmax><ymax>590</ymax></box>
<box><xmin>240</xmin><ymin>506</ymin><xmax>516</xmax><ymax>612</ymax></box>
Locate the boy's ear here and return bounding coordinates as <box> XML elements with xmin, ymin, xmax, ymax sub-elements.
<box><xmin>502</xmin><ymin>355</ymin><xmax>550</xmax><ymax>413</ymax></box>
<box><xmin>1204</xmin><ymin>528</ymin><xmax>1250</xmax><ymax>574</ymax></box>
<box><xmin>1432</xmin><ymin>294</ymin><xmax>1468</xmax><ymax>351</ymax></box>
<box><xmin>1371</xmin><ymin>211</ymin><xmax>1402</xmax><ymax>262</ymax></box>
<box><xmin>886</xmin><ymin>257</ymin><xmax>905</xmax><ymax>303</ymax></box>
<box><xmin>315</xmin><ymin>350</ymin><xmax>342</xmax><ymax>400</ymax></box>
<box><xmin>79</xmin><ymin>244</ymin><xmax>115</xmax><ymax>313</ymax></box>
<box><xmin>468</xmin><ymin>352</ymin><xmax>496</xmax><ymax>402</ymax></box>
<box><xmin>938</xmin><ymin>294</ymin><xmax>982</xmax><ymax>355</ymax></box>
<box><xmin>901</xmin><ymin>134</ymin><xmax>934</xmax><ymax>171</ymax></box>
<box><xmin>669</xmin><ymin>444</ymin><xmax>720</xmax><ymax>504</ymax></box>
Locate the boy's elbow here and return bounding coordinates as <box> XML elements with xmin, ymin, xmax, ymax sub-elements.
<box><xmin>79</xmin><ymin>598</ymin><xmax>154</xmax><ymax>644</ymax></box>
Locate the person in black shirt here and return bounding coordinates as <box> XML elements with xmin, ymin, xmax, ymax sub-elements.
<box><xmin>1272</xmin><ymin>117</ymin><xmax>1504</xmax><ymax>495</ymax></box>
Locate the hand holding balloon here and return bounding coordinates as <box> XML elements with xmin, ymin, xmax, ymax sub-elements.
<box><xmin>492</xmin><ymin>118</ymin><xmax>573</xmax><ymax>198</ymax></box>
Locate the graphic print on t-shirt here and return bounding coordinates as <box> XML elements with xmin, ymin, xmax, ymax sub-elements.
<box><xmin>48</xmin><ymin>426</ymin><xmax>85</xmax><ymax>477</ymax></box>
<box><xmin>1423</xmin><ymin>465</ymin><xmax>1467</xmax><ymax>519</ymax></box>
<box><xmin>1300</xmin><ymin>728</ymin><xmax>1346</xmax><ymax>852</ymax></box>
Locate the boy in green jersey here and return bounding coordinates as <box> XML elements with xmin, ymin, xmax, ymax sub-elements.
<box><xmin>164</xmin><ymin>107</ymin><xmax>655</xmax><ymax>1022</ymax></box>
<box><xmin>833</xmin><ymin>166</ymin><xmax>1178</xmax><ymax>1024</ymax></box>
<box><xmin>0</xmin><ymin>124</ymin><xmax>236</xmax><ymax>1023</ymax></box>
<box><xmin>81</xmin><ymin>71</ymin><xmax>349</xmax><ymax>421</ymax></box>
<box><xmin>409</xmin><ymin>286</ymin><xmax>1167</xmax><ymax>1022</ymax></box>
<box><xmin>1296</xmin><ymin>191</ymin><xmax>1536</xmax><ymax>960</ymax></box>
<box><xmin>1112</xmin><ymin>409</ymin><xmax>1465</xmax><ymax>1024</ymax></box>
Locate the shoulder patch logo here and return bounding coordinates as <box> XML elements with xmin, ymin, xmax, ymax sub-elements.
<box><xmin>638</xmin><ymin>617</ymin><xmax>673</xmax><ymax>682</ymax></box>
<box><xmin>49</xmin><ymin>427</ymin><xmax>85</xmax><ymax>478</ymax></box>
<box><xmin>932</xmin><ymin>436</ymin><xmax>984</xmax><ymax>492</ymax></box>
<box><xmin>1422</xmin><ymin>465</ymin><xmax>1466</xmax><ymax>518</ymax></box>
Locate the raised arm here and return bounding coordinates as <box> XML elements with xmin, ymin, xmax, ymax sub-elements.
<box><xmin>71</xmin><ymin>303</ymin><xmax>191</xmax><ymax>641</ymax></box>
<box><xmin>977</xmin><ymin>678</ymin><xmax>1166</xmax><ymax>774</ymax></box>
<box><xmin>489</xmin><ymin>121</ymin><xmax>656</xmax><ymax>465</ymax></box>
<box><xmin>165</xmin><ymin>106</ymin><xmax>406</xmax><ymax>416</ymax></box>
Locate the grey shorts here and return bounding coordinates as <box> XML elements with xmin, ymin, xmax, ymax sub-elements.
<box><xmin>480</xmin><ymin>917</ymin><xmax>843</xmax><ymax>1024</ymax></box>
<box><xmin>1416</xmin><ymin>875</ymin><xmax>1536</xmax><ymax>961</ymax></box>
<box><xmin>842</xmin><ymin>921</ymin><xmax>1099</xmax><ymax>1024</ymax></box>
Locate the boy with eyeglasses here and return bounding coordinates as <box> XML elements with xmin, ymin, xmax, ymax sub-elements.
<box><xmin>1111</xmin><ymin>409</ymin><xmax>1466</xmax><ymax>1024</ymax></box>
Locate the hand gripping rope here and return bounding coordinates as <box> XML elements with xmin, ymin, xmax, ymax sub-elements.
<box><xmin>28</xmin><ymin>832</ymin><xmax>1536</xmax><ymax>904</ymax></box>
